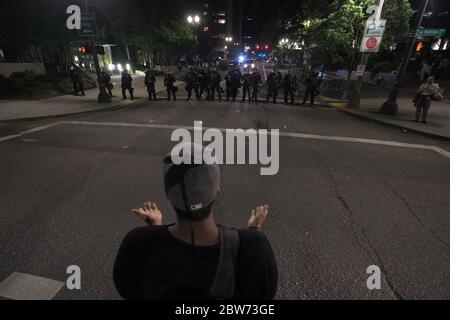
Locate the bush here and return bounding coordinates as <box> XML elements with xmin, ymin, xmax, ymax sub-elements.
<box><xmin>0</xmin><ymin>70</ymin><xmax>97</xmax><ymax>98</ymax></box>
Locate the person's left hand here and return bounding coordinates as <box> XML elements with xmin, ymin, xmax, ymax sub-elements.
<box><xmin>132</xmin><ymin>201</ymin><xmax>163</xmax><ymax>226</ymax></box>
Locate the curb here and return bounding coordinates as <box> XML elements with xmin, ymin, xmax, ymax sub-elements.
<box><xmin>0</xmin><ymin>83</ymin><xmax>186</xmax><ymax>124</ymax></box>
<box><xmin>339</xmin><ymin>108</ymin><xmax>450</xmax><ymax>142</ymax></box>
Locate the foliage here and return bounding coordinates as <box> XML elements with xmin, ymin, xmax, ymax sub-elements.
<box><xmin>283</xmin><ymin>0</ymin><xmax>413</xmax><ymax>70</ymax></box>
<box><xmin>0</xmin><ymin>70</ymin><xmax>96</xmax><ymax>98</ymax></box>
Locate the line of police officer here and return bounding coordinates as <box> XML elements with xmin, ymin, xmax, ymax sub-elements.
<box><xmin>97</xmin><ymin>66</ymin><xmax>304</xmax><ymax>104</ymax></box>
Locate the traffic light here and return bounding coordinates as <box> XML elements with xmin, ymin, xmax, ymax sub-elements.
<box><xmin>80</xmin><ymin>45</ymin><xmax>91</xmax><ymax>54</ymax></box>
<box><xmin>255</xmin><ymin>44</ymin><xmax>260</xmax><ymax>50</ymax></box>
<box><xmin>264</xmin><ymin>44</ymin><xmax>269</xmax><ymax>50</ymax></box>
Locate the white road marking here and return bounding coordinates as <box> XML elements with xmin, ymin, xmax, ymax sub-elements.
<box><xmin>0</xmin><ymin>123</ymin><xmax>60</xmax><ymax>142</ymax></box>
<box><xmin>1</xmin><ymin>120</ymin><xmax>449</xmax><ymax>160</ymax></box>
<box><xmin>0</xmin><ymin>272</ymin><xmax>64</xmax><ymax>300</ymax></box>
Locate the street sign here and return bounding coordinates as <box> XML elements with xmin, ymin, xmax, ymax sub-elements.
<box><xmin>364</xmin><ymin>19</ymin><xmax>386</xmax><ymax>37</ymax></box>
<box><xmin>360</xmin><ymin>36</ymin><xmax>382</xmax><ymax>53</ymax></box>
<box><xmin>360</xmin><ymin>19</ymin><xmax>386</xmax><ymax>53</ymax></box>
<box><xmin>417</xmin><ymin>28</ymin><xmax>446</xmax><ymax>38</ymax></box>
<box><xmin>77</xmin><ymin>13</ymin><xmax>98</xmax><ymax>37</ymax></box>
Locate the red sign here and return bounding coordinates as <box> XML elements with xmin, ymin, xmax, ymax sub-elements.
<box><xmin>366</xmin><ymin>37</ymin><xmax>378</xmax><ymax>49</ymax></box>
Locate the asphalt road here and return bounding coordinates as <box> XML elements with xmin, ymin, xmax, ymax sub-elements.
<box><xmin>0</xmin><ymin>97</ymin><xmax>449</xmax><ymax>300</ymax></box>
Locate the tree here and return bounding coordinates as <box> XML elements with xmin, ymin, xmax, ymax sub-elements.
<box><xmin>283</xmin><ymin>0</ymin><xmax>413</xmax><ymax>75</ymax></box>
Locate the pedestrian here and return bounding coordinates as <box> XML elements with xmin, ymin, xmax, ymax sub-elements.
<box><xmin>413</xmin><ymin>76</ymin><xmax>442</xmax><ymax>124</ymax></box>
<box><xmin>121</xmin><ymin>69</ymin><xmax>134</xmax><ymax>100</ymax></box>
<box><xmin>302</xmin><ymin>72</ymin><xmax>321</xmax><ymax>107</ymax></box>
<box><xmin>419</xmin><ymin>60</ymin><xmax>432</xmax><ymax>81</ymax></box>
<box><xmin>211</xmin><ymin>68</ymin><xmax>222</xmax><ymax>101</ymax></box>
<box><xmin>185</xmin><ymin>67</ymin><xmax>199</xmax><ymax>101</ymax></box>
<box><xmin>145</xmin><ymin>70</ymin><xmax>157</xmax><ymax>101</ymax></box>
<box><xmin>100</xmin><ymin>69</ymin><xmax>113</xmax><ymax>97</ymax></box>
<box><xmin>164</xmin><ymin>70</ymin><xmax>177</xmax><ymax>101</ymax></box>
<box><xmin>241</xmin><ymin>69</ymin><xmax>253</xmax><ymax>102</ymax></box>
<box><xmin>70</xmin><ymin>64</ymin><xmax>85</xmax><ymax>96</ymax></box>
<box><xmin>113</xmin><ymin>143</ymin><xmax>278</xmax><ymax>300</ymax></box>
<box><xmin>283</xmin><ymin>70</ymin><xmax>297</xmax><ymax>104</ymax></box>
<box><xmin>251</xmin><ymin>68</ymin><xmax>262</xmax><ymax>103</ymax></box>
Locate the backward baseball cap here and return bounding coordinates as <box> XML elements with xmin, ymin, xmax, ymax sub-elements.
<box><xmin>163</xmin><ymin>142</ymin><xmax>220</xmax><ymax>213</ymax></box>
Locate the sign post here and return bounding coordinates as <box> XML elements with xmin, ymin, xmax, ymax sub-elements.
<box><xmin>348</xmin><ymin>1</ymin><xmax>385</xmax><ymax>108</ymax></box>
<box><xmin>79</xmin><ymin>10</ymin><xmax>111</xmax><ymax>103</ymax></box>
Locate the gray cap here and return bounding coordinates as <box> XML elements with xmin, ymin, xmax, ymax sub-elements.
<box><xmin>163</xmin><ymin>143</ymin><xmax>220</xmax><ymax>213</ymax></box>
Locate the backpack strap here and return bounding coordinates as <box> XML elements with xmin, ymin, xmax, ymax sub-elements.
<box><xmin>209</xmin><ymin>225</ymin><xmax>240</xmax><ymax>299</ymax></box>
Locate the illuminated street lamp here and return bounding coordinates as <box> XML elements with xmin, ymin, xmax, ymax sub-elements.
<box><xmin>187</xmin><ymin>15</ymin><xmax>200</xmax><ymax>25</ymax></box>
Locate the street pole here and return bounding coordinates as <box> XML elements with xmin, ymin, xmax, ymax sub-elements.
<box><xmin>379</xmin><ymin>0</ymin><xmax>429</xmax><ymax>115</ymax></box>
<box><xmin>348</xmin><ymin>0</ymin><xmax>384</xmax><ymax>108</ymax></box>
<box><xmin>84</xmin><ymin>0</ymin><xmax>111</xmax><ymax>103</ymax></box>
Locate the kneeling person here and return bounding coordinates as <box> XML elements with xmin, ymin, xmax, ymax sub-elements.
<box><xmin>113</xmin><ymin>143</ymin><xmax>278</xmax><ymax>300</ymax></box>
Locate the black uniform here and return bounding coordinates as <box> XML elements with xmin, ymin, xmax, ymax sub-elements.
<box><xmin>70</xmin><ymin>66</ymin><xmax>85</xmax><ymax>96</ymax></box>
<box><xmin>211</xmin><ymin>71</ymin><xmax>222</xmax><ymax>101</ymax></box>
<box><xmin>99</xmin><ymin>71</ymin><xmax>112</xmax><ymax>97</ymax></box>
<box><xmin>199</xmin><ymin>70</ymin><xmax>209</xmax><ymax>100</ymax></box>
<box><xmin>251</xmin><ymin>71</ymin><xmax>262</xmax><ymax>102</ymax></box>
<box><xmin>121</xmin><ymin>71</ymin><xmax>134</xmax><ymax>100</ymax></box>
<box><xmin>231</xmin><ymin>69</ymin><xmax>242</xmax><ymax>102</ymax></box>
<box><xmin>283</xmin><ymin>73</ymin><xmax>297</xmax><ymax>104</ymax></box>
<box><xmin>185</xmin><ymin>69</ymin><xmax>199</xmax><ymax>101</ymax></box>
<box><xmin>266</xmin><ymin>71</ymin><xmax>279</xmax><ymax>103</ymax></box>
<box><xmin>241</xmin><ymin>72</ymin><xmax>253</xmax><ymax>102</ymax></box>
<box><xmin>145</xmin><ymin>72</ymin><xmax>157</xmax><ymax>101</ymax></box>
<box><xmin>225</xmin><ymin>71</ymin><xmax>233</xmax><ymax>101</ymax></box>
<box><xmin>302</xmin><ymin>73</ymin><xmax>321</xmax><ymax>106</ymax></box>
<box><xmin>164</xmin><ymin>73</ymin><xmax>177</xmax><ymax>101</ymax></box>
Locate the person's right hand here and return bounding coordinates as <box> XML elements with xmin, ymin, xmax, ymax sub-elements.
<box><xmin>132</xmin><ymin>201</ymin><xmax>163</xmax><ymax>226</ymax></box>
<box><xmin>247</xmin><ymin>204</ymin><xmax>269</xmax><ymax>230</ymax></box>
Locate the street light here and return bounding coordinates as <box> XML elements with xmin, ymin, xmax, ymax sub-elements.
<box><xmin>187</xmin><ymin>15</ymin><xmax>200</xmax><ymax>25</ymax></box>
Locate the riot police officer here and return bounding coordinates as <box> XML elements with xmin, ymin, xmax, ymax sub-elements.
<box><xmin>231</xmin><ymin>67</ymin><xmax>242</xmax><ymax>102</ymax></box>
<box><xmin>302</xmin><ymin>72</ymin><xmax>321</xmax><ymax>107</ymax></box>
<box><xmin>225</xmin><ymin>70</ymin><xmax>233</xmax><ymax>101</ymax></box>
<box><xmin>251</xmin><ymin>68</ymin><xmax>262</xmax><ymax>103</ymax></box>
<box><xmin>70</xmin><ymin>64</ymin><xmax>85</xmax><ymax>96</ymax></box>
<box><xmin>283</xmin><ymin>70</ymin><xmax>297</xmax><ymax>104</ymax></box>
<box><xmin>241</xmin><ymin>69</ymin><xmax>253</xmax><ymax>102</ymax></box>
<box><xmin>121</xmin><ymin>69</ymin><xmax>134</xmax><ymax>100</ymax></box>
<box><xmin>185</xmin><ymin>67</ymin><xmax>199</xmax><ymax>101</ymax></box>
<box><xmin>164</xmin><ymin>70</ymin><xmax>177</xmax><ymax>101</ymax></box>
<box><xmin>100</xmin><ymin>69</ymin><xmax>113</xmax><ymax>97</ymax></box>
<box><xmin>145</xmin><ymin>70</ymin><xmax>157</xmax><ymax>101</ymax></box>
<box><xmin>198</xmin><ymin>68</ymin><xmax>208</xmax><ymax>100</ymax></box>
<box><xmin>266</xmin><ymin>69</ymin><xmax>279</xmax><ymax>103</ymax></box>
<box><xmin>211</xmin><ymin>69</ymin><xmax>222</xmax><ymax>101</ymax></box>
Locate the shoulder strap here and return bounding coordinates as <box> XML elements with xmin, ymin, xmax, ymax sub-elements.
<box><xmin>209</xmin><ymin>225</ymin><xmax>240</xmax><ymax>299</ymax></box>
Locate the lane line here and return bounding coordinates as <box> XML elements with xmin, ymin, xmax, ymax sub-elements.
<box><xmin>0</xmin><ymin>123</ymin><xmax>60</xmax><ymax>142</ymax></box>
<box><xmin>1</xmin><ymin>120</ymin><xmax>448</xmax><ymax>160</ymax></box>
<box><xmin>59</xmin><ymin>120</ymin><xmax>450</xmax><ymax>160</ymax></box>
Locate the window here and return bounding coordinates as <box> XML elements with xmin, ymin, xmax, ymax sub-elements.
<box><xmin>218</xmin><ymin>19</ymin><xmax>226</xmax><ymax>24</ymax></box>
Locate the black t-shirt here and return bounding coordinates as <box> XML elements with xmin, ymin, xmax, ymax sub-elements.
<box><xmin>113</xmin><ymin>225</ymin><xmax>278</xmax><ymax>300</ymax></box>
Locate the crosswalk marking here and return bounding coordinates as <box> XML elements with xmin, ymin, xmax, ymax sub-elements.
<box><xmin>0</xmin><ymin>272</ymin><xmax>64</xmax><ymax>300</ymax></box>
<box><xmin>1</xmin><ymin>120</ymin><xmax>449</xmax><ymax>160</ymax></box>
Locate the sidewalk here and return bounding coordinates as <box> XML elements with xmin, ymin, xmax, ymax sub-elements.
<box><xmin>0</xmin><ymin>75</ymin><xmax>183</xmax><ymax>122</ymax></box>
<box><xmin>320</xmin><ymin>95</ymin><xmax>450</xmax><ymax>141</ymax></box>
